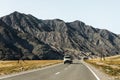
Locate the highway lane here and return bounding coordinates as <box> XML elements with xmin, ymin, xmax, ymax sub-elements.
<box><xmin>0</xmin><ymin>60</ymin><xmax>98</xmax><ymax>80</ymax></box>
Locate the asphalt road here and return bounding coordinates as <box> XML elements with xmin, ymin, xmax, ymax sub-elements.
<box><xmin>0</xmin><ymin>60</ymin><xmax>98</xmax><ymax>80</ymax></box>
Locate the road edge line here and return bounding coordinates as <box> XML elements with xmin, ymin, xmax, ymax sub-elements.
<box><xmin>0</xmin><ymin>63</ymin><xmax>62</xmax><ymax>80</ymax></box>
<box><xmin>84</xmin><ymin>62</ymin><xmax>100</xmax><ymax>80</ymax></box>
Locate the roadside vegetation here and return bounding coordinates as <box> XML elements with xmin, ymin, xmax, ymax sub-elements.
<box><xmin>0</xmin><ymin>60</ymin><xmax>62</xmax><ymax>75</ymax></box>
<box><xmin>85</xmin><ymin>55</ymin><xmax>120</xmax><ymax>79</ymax></box>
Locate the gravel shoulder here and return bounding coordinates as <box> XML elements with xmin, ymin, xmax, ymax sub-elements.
<box><xmin>82</xmin><ymin>60</ymin><xmax>116</xmax><ymax>80</ymax></box>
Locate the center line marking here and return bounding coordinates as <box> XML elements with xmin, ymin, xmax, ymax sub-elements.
<box><xmin>64</xmin><ymin>68</ymin><xmax>68</xmax><ymax>70</ymax></box>
<box><xmin>55</xmin><ymin>72</ymin><xmax>60</xmax><ymax>75</ymax></box>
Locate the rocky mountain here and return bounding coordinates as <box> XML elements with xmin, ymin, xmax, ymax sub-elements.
<box><xmin>0</xmin><ymin>11</ymin><xmax>120</xmax><ymax>60</ymax></box>
<box><xmin>118</xmin><ymin>35</ymin><xmax>120</xmax><ymax>38</ymax></box>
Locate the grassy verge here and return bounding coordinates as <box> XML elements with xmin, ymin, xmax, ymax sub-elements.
<box><xmin>0</xmin><ymin>60</ymin><xmax>63</xmax><ymax>75</ymax></box>
<box><xmin>85</xmin><ymin>55</ymin><xmax>120</xmax><ymax>79</ymax></box>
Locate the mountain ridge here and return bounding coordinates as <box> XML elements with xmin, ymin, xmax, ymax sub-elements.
<box><xmin>0</xmin><ymin>11</ymin><xmax>120</xmax><ymax>60</ymax></box>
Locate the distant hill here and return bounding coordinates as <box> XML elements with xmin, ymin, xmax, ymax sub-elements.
<box><xmin>0</xmin><ymin>11</ymin><xmax>120</xmax><ymax>60</ymax></box>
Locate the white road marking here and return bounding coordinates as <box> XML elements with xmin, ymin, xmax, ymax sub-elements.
<box><xmin>0</xmin><ymin>63</ymin><xmax>62</xmax><ymax>79</ymax></box>
<box><xmin>64</xmin><ymin>68</ymin><xmax>68</xmax><ymax>70</ymax></box>
<box><xmin>55</xmin><ymin>72</ymin><xmax>60</xmax><ymax>75</ymax></box>
<box><xmin>85</xmin><ymin>64</ymin><xmax>100</xmax><ymax>80</ymax></box>
<box><xmin>68</xmin><ymin>65</ymin><xmax>71</xmax><ymax>68</ymax></box>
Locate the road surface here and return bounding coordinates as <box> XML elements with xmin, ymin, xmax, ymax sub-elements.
<box><xmin>0</xmin><ymin>60</ymin><xmax>98</xmax><ymax>80</ymax></box>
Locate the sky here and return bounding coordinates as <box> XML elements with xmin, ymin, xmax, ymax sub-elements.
<box><xmin>0</xmin><ymin>0</ymin><xmax>120</xmax><ymax>34</ymax></box>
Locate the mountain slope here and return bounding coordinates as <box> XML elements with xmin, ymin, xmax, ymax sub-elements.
<box><xmin>0</xmin><ymin>11</ymin><xmax>120</xmax><ymax>60</ymax></box>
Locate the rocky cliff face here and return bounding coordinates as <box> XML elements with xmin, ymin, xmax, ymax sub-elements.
<box><xmin>0</xmin><ymin>11</ymin><xmax>120</xmax><ymax>60</ymax></box>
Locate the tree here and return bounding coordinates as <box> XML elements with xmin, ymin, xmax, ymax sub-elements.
<box><xmin>0</xmin><ymin>49</ymin><xmax>4</xmax><ymax>59</ymax></box>
<box><xmin>97</xmin><ymin>47</ymin><xmax>105</xmax><ymax>61</ymax></box>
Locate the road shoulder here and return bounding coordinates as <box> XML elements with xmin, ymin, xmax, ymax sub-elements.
<box><xmin>82</xmin><ymin>61</ymin><xmax>115</xmax><ymax>80</ymax></box>
<box><xmin>0</xmin><ymin>63</ymin><xmax>62</xmax><ymax>80</ymax></box>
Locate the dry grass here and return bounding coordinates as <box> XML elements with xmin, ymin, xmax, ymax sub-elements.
<box><xmin>0</xmin><ymin>60</ymin><xmax>62</xmax><ymax>75</ymax></box>
<box><xmin>86</xmin><ymin>55</ymin><xmax>120</xmax><ymax>79</ymax></box>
